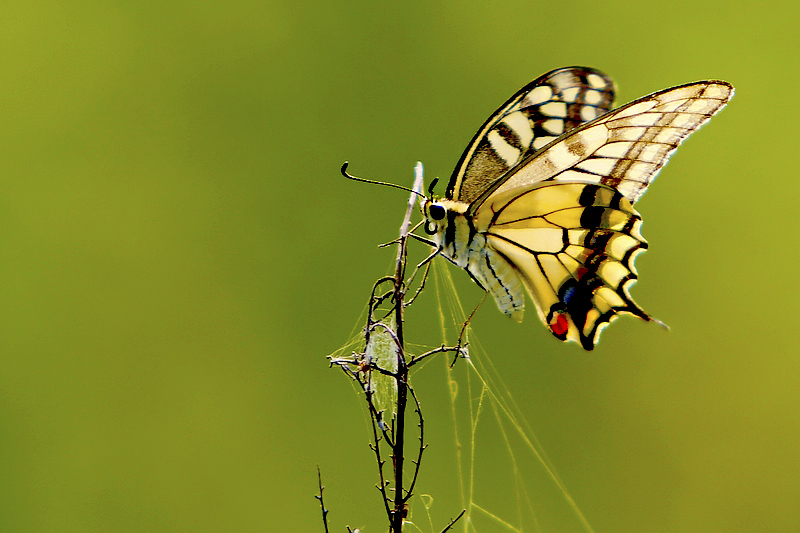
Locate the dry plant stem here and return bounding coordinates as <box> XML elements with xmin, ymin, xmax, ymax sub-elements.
<box><xmin>316</xmin><ymin>466</ymin><xmax>330</xmax><ymax>533</ymax></box>
<box><xmin>386</xmin><ymin>163</ymin><xmax>424</xmax><ymax>532</ymax></box>
<box><xmin>409</xmin><ymin>345</ymin><xmax>468</xmax><ymax>368</ymax></box>
<box><xmin>365</xmin><ymin>379</ymin><xmax>394</xmax><ymax>518</ymax></box>
<box><xmin>403</xmin><ymin>259</ymin><xmax>432</xmax><ymax>306</ymax></box>
<box><xmin>330</xmin><ymin>164</ymin><xmax>468</xmax><ymax>532</ymax></box>
<box><xmin>441</xmin><ymin>510</ymin><xmax>467</xmax><ymax>532</ymax></box>
<box><xmin>405</xmin><ymin>385</ymin><xmax>426</xmax><ymax>500</ymax></box>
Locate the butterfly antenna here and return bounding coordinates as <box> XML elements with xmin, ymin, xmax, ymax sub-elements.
<box><xmin>341</xmin><ymin>162</ymin><xmax>426</xmax><ymax>199</ymax></box>
<box><xmin>427</xmin><ymin>177</ymin><xmax>438</xmax><ymax>197</ymax></box>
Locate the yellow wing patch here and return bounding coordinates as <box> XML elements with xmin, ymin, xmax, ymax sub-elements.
<box><xmin>480</xmin><ymin>182</ymin><xmax>648</xmax><ymax>350</ymax></box>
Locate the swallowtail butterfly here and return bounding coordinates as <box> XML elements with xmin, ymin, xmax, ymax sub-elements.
<box><xmin>421</xmin><ymin>67</ymin><xmax>733</xmax><ymax>350</ymax></box>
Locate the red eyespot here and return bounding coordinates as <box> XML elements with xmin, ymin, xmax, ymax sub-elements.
<box><xmin>550</xmin><ymin>314</ymin><xmax>569</xmax><ymax>337</ymax></box>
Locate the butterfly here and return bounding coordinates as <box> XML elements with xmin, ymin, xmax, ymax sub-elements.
<box><xmin>420</xmin><ymin>67</ymin><xmax>733</xmax><ymax>350</ymax></box>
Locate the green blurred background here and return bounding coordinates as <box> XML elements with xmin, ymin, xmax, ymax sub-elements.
<box><xmin>0</xmin><ymin>0</ymin><xmax>797</xmax><ymax>531</ymax></box>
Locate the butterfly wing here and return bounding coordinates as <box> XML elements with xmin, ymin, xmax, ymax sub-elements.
<box><xmin>475</xmin><ymin>182</ymin><xmax>648</xmax><ymax>350</ymax></box>
<box><xmin>468</xmin><ymin>81</ymin><xmax>734</xmax><ymax>213</ymax></box>
<box><xmin>471</xmin><ymin>80</ymin><xmax>733</xmax><ymax>349</ymax></box>
<box><xmin>447</xmin><ymin>67</ymin><xmax>616</xmax><ymax>204</ymax></box>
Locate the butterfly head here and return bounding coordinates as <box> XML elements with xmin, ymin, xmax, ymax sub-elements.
<box><xmin>422</xmin><ymin>200</ymin><xmax>446</xmax><ymax>236</ymax></box>
<box><xmin>421</xmin><ymin>198</ymin><xmax>468</xmax><ymax>251</ymax></box>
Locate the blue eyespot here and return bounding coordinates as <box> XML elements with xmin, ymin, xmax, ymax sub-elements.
<box><xmin>562</xmin><ymin>285</ymin><xmax>577</xmax><ymax>304</ymax></box>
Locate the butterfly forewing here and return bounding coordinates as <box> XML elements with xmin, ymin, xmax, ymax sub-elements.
<box><xmin>469</xmin><ymin>81</ymin><xmax>734</xmax><ymax>212</ymax></box>
<box><xmin>448</xmin><ymin>67</ymin><xmax>616</xmax><ymax>204</ymax></box>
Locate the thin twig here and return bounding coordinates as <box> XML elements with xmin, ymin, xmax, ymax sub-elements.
<box><xmin>388</xmin><ymin>163</ymin><xmax>424</xmax><ymax>533</ymax></box>
<box><xmin>404</xmin><ymin>261</ymin><xmax>431</xmax><ymax>308</ymax></box>
<box><xmin>404</xmin><ymin>384</ymin><xmax>426</xmax><ymax>501</ymax></box>
<box><xmin>316</xmin><ymin>466</ymin><xmax>330</xmax><ymax>533</ymax></box>
<box><xmin>367</xmin><ymin>402</ymin><xmax>394</xmax><ymax>519</ymax></box>
<box><xmin>457</xmin><ymin>294</ymin><xmax>485</xmax><ymax>346</ymax></box>
<box><xmin>334</xmin><ymin>163</ymin><xmax>454</xmax><ymax>533</ymax></box>
<box><xmin>440</xmin><ymin>510</ymin><xmax>466</xmax><ymax>532</ymax></box>
<box><xmin>446</xmin><ymin>296</ymin><xmax>484</xmax><ymax>367</ymax></box>
<box><xmin>360</xmin><ymin>360</ymin><xmax>396</xmax><ymax>448</ymax></box>
<box><xmin>409</xmin><ymin>345</ymin><xmax>468</xmax><ymax>368</ymax></box>
<box><xmin>379</xmin><ymin>221</ymin><xmax>425</xmax><ymax>248</ymax></box>
<box><xmin>368</xmin><ymin>322</ymin><xmax>403</xmax><ymax>351</ymax></box>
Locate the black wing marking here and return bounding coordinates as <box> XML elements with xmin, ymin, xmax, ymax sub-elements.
<box><xmin>447</xmin><ymin>67</ymin><xmax>615</xmax><ymax>204</ymax></box>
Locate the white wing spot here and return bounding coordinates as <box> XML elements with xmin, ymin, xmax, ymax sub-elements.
<box><xmin>502</xmin><ymin>111</ymin><xmax>534</xmax><ymax>148</ymax></box>
<box><xmin>654</xmin><ymin>98</ymin><xmax>689</xmax><ymax>113</ymax></box>
<box><xmin>542</xmin><ymin>119</ymin><xmax>564</xmax><ymax>135</ymax></box>
<box><xmin>487</xmin><ymin>130</ymin><xmax>522</xmax><ymax>165</ymax></box>
<box><xmin>615</xmin><ymin>100</ymin><xmax>658</xmax><ymax>118</ymax></box>
<box><xmin>533</xmin><ymin>136</ymin><xmax>556</xmax><ymax>150</ymax></box>
<box><xmin>580</xmin><ymin>106</ymin><xmax>598</xmax><ymax>122</ymax></box>
<box><xmin>556</xmin><ymin>170</ymin><xmax>599</xmax><ymax>183</ymax></box>
<box><xmin>596</xmin><ymin>141</ymin><xmax>634</xmax><ymax>158</ymax></box>
<box><xmin>587</xmin><ymin>73</ymin><xmax>607</xmax><ymax>89</ymax></box>
<box><xmin>671</xmin><ymin>113</ymin><xmax>703</xmax><ymax>129</ymax></box>
<box><xmin>610</xmin><ymin>126</ymin><xmax>647</xmax><ymax>142</ymax></box>
<box><xmin>549</xmin><ymin>71</ymin><xmax>574</xmax><ymax>91</ymax></box>
<box><xmin>703</xmin><ymin>84</ymin><xmax>731</xmax><ymax>99</ymax></box>
<box><xmin>661</xmin><ymin>85</ymin><xmax>703</xmax><ymax>102</ymax></box>
<box><xmin>624</xmin><ymin>161</ymin><xmax>655</xmax><ymax>182</ymax></box>
<box><xmin>524</xmin><ymin>85</ymin><xmax>553</xmax><ymax>106</ymax></box>
<box><xmin>540</xmin><ymin>101</ymin><xmax>567</xmax><ymax>118</ymax></box>
<box><xmin>638</xmin><ymin>143</ymin><xmax>669</xmax><ymax>163</ymax></box>
<box><xmin>616</xmin><ymin>180</ymin><xmax>640</xmax><ymax>199</ymax></box>
<box><xmin>545</xmin><ymin>142</ymin><xmax>581</xmax><ymax>169</ymax></box>
<box><xmin>575</xmin><ymin>124</ymin><xmax>610</xmax><ymax>149</ymax></box>
<box><xmin>584</xmin><ymin>90</ymin><xmax>602</xmax><ymax>105</ymax></box>
<box><xmin>651</xmin><ymin>127</ymin><xmax>684</xmax><ymax>144</ymax></box>
<box><xmin>561</xmin><ymin>87</ymin><xmax>580</xmax><ymax>102</ymax></box>
<box><xmin>610</xmin><ymin>113</ymin><xmax>660</xmax><ymax>127</ymax></box>
<box><xmin>577</xmin><ymin>157</ymin><xmax>617</xmax><ymax>175</ymax></box>
<box><xmin>687</xmin><ymin>99</ymin><xmax>717</xmax><ymax>113</ymax></box>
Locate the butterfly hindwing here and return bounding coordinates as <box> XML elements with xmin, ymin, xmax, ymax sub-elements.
<box><xmin>474</xmin><ymin>182</ymin><xmax>648</xmax><ymax>349</ymax></box>
<box><xmin>447</xmin><ymin>67</ymin><xmax>616</xmax><ymax>204</ymax></box>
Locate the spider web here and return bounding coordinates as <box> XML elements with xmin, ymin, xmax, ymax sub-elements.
<box><xmin>328</xmin><ymin>169</ymin><xmax>597</xmax><ymax>531</ymax></box>
<box><xmin>401</xmin><ymin>260</ymin><xmax>595</xmax><ymax>532</ymax></box>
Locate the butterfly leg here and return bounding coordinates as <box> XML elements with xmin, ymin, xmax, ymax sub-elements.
<box><xmin>378</xmin><ymin>221</ymin><xmax>430</xmax><ymax>248</ymax></box>
<box><xmin>407</xmin><ymin>232</ymin><xmax>437</xmax><ymax>247</ymax></box>
<box><xmin>448</xmin><ymin>293</ymin><xmax>487</xmax><ymax>366</ymax></box>
<box><xmin>404</xmin><ymin>261</ymin><xmax>432</xmax><ymax>307</ymax></box>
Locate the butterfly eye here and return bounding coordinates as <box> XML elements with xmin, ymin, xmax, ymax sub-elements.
<box><xmin>429</xmin><ymin>204</ymin><xmax>446</xmax><ymax>220</ymax></box>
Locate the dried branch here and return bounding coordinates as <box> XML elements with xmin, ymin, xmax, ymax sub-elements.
<box><xmin>440</xmin><ymin>510</ymin><xmax>466</xmax><ymax>532</ymax></box>
<box><xmin>409</xmin><ymin>345</ymin><xmax>468</xmax><ymax>368</ymax></box>
<box><xmin>403</xmin><ymin>261</ymin><xmax>431</xmax><ymax>307</ymax></box>
<box><xmin>328</xmin><ymin>162</ymin><xmax>464</xmax><ymax>531</ymax></box>
<box><xmin>315</xmin><ymin>466</ymin><xmax>330</xmax><ymax>533</ymax></box>
<box><xmin>404</xmin><ymin>384</ymin><xmax>426</xmax><ymax>500</ymax></box>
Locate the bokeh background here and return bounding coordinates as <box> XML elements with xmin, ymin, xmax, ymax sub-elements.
<box><xmin>1</xmin><ymin>0</ymin><xmax>797</xmax><ymax>531</ymax></box>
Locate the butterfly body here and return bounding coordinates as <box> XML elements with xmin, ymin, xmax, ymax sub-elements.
<box><xmin>421</xmin><ymin>67</ymin><xmax>733</xmax><ymax>350</ymax></box>
<box><xmin>425</xmin><ymin>197</ymin><xmax>528</xmax><ymax>321</ymax></box>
